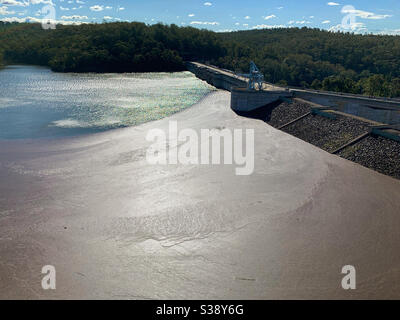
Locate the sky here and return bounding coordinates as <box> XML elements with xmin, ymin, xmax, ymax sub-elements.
<box><xmin>0</xmin><ymin>0</ymin><xmax>400</xmax><ymax>35</ymax></box>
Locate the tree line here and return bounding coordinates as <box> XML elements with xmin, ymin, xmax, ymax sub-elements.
<box><xmin>218</xmin><ymin>28</ymin><xmax>400</xmax><ymax>97</ymax></box>
<box><xmin>0</xmin><ymin>22</ymin><xmax>399</xmax><ymax>97</ymax></box>
<box><xmin>0</xmin><ymin>22</ymin><xmax>224</xmax><ymax>73</ymax></box>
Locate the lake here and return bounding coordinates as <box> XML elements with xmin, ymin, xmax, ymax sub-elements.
<box><xmin>0</xmin><ymin>65</ymin><xmax>215</xmax><ymax>139</ymax></box>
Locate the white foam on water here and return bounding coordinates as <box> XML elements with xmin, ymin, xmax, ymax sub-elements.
<box><xmin>51</xmin><ymin>118</ymin><xmax>122</xmax><ymax>128</ymax></box>
<box><xmin>51</xmin><ymin>119</ymin><xmax>86</xmax><ymax>128</ymax></box>
<box><xmin>0</xmin><ymin>98</ymin><xmax>28</xmax><ymax>108</ymax></box>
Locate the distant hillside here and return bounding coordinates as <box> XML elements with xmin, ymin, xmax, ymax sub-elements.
<box><xmin>216</xmin><ymin>28</ymin><xmax>400</xmax><ymax>97</ymax></box>
<box><xmin>0</xmin><ymin>22</ymin><xmax>225</xmax><ymax>73</ymax></box>
<box><xmin>1</xmin><ymin>23</ymin><xmax>399</xmax><ymax>97</ymax></box>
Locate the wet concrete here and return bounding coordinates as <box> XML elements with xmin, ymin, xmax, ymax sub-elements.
<box><xmin>0</xmin><ymin>91</ymin><xmax>400</xmax><ymax>299</ymax></box>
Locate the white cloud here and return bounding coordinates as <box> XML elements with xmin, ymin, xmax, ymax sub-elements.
<box><xmin>376</xmin><ymin>29</ymin><xmax>400</xmax><ymax>35</ymax></box>
<box><xmin>203</xmin><ymin>2</ymin><xmax>212</xmax><ymax>6</ymax></box>
<box><xmin>0</xmin><ymin>15</ymin><xmax>88</xmax><ymax>25</ymax></box>
<box><xmin>0</xmin><ymin>16</ymin><xmax>26</xmax><ymax>22</ymax></box>
<box><xmin>61</xmin><ymin>15</ymin><xmax>88</xmax><ymax>20</ymax></box>
<box><xmin>190</xmin><ymin>20</ymin><xmax>219</xmax><ymax>25</ymax></box>
<box><xmin>0</xmin><ymin>0</ymin><xmax>54</xmax><ymax>5</ymax></box>
<box><xmin>322</xmin><ymin>20</ymin><xmax>331</xmax><ymax>24</ymax></box>
<box><xmin>329</xmin><ymin>22</ymin><xmax>367</xmax><ymax>33</ymax></box>
<box><xmin>252</xmin><ymin>24</ymin><xmax>288</xmax><ymax>30</ymax></box>
<box><xmin>327</xmin><ymin>2</ymin><xmax>340</xmax><ymax>6</ymax></box>
<box><xmin>341</xmin><ymin>7</ymin><xmax>392</xmax><ymax>20</ymax></box>
<box><xmin>90</xmin><ymin>5</ymin><xmax>104</xmax><ymax>12</ymax></box>
<box><xmin>31</xmin><ymin>0</ymin><xmax>54</xmax><ymax>5</ymax></box>
<box><xmin>0</xmin><ymin>5</ymin><xmax>15</xmax><ymax>15</ymax></box>
<box><xmin>0</xmin><ymin>0</ymin><xmax>25</xmax><ymax>6</ymax></box>
<box><xmin>264</xmin><ymin>14</ymin><xmax>276</xmax><ymax>20</ymax></box>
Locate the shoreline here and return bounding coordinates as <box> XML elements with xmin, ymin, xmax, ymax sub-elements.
<box><xmin>1</xmin><ymin>63</ymin><xmax>186</xmax><ymax>74</ymax></box>
<box><xmin>1</xmin><ymin>91</ymin><xmax>400</xmax><ymax>299</ymax></box>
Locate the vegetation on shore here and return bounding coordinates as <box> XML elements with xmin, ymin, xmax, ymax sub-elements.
<box><xmin>0</xmin><ymin>22</ymin><xmax>224</xmax><ymax>73</ymax></box>
<box><xmin>0</xmin><ymin>47</ymin><xmax>3</xmax><ymax>67</ymax></box>
<box><xmin>0</xmin><ymin>22</ymin><xmax>399</xmax><ymax>97</ymax></box>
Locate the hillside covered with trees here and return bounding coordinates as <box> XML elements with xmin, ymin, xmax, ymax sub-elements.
<box><xmin>0</xmin><ymin>22</ymin><xmax>224</xmax><ymax>73</ymax></box>
<box><xmin>0</xmin><ymin>22</ymin><xmax>399</xmax><ymax>97</ymax></box>
<box><xmin>217</xmin><ymin>28</ymin><xmax>400</xmax><ymax>97</ymax></box>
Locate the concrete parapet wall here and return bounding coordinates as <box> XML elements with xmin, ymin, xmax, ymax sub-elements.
<box><xmin>292</xmin><ymin>89</ymin><xmax>400</xmax><ymax>125</ymax></box>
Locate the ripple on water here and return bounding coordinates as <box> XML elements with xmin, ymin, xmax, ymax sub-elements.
<box><xmin>0</xmin><ymin>66</ymin><xmax>215</xmax><ymax>139</ymax></box>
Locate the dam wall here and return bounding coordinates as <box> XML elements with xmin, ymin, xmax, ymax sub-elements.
<box><xmin>186</xmin><ymin>62</ymin><xmax>246</xmax><ymax>91</ymax></box>
<box><xmin>187</xmin><ymin>62</ymin><xmax>291</xmax><ymax>111</ymax></box>
<box><xmin>230</xmin><ymin>87</ymin><xmax>288</xmax><ymax>112</ymax></box>
<box><xmin>292</xmin><ymin>89</ymin><xmax>400</xmax><ymax>125</ymax></box>
<box><xmin>187</xmin><ymin>62</ymin><xmax>400</xmax><ymax>124</ymax></box>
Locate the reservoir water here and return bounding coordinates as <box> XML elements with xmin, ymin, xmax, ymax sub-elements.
<box><xmin>0</xmin><ymin>65</ymin><xmax>215</xmax><ymax>139</ymax></box>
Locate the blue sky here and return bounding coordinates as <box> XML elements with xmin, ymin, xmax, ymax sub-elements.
<box><xmin>0</xmin><ymin>0</ymin><xmax>399</xmax><ymax>34</ymax></box>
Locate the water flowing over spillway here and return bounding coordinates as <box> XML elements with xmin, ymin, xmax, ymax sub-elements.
<box><xmin>1</xmin><ymin>90</ymin><xmax>400</xmax><ymax>299</ymax></box>
<box><xmin>0</xmin><ymin>65</ymin><xmax>214</xmax><ymax>139</ymax></box>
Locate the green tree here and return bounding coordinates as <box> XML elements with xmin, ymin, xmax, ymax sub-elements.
<box><xmin>311</xmin><ymin>79</ymin><xmax>322</xmax><ymax>90</ymax></box>
<box><xmin>362</xmin><ymin>74</ymin><xmax>390</xmax><ymax>97</ymax></box>
<box><xmin>389</xmin><ymin>78</ymin><xmax>400</xmax><ymax>97</ymax></box>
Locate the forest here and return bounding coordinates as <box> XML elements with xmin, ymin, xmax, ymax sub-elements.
<box><xmin>0</xmin><ymin>22</ymin><xmax>224</xmax><ymax>72</ymax></box>
<box><xmin>218</xmin><ymin>28</ymin><xmax>400</xmax><ymax>97</ymax></box>
<box><xmin>0</xmin><ymin>22</ymin><xmax>399</xmax><ymax>97</ymax></box>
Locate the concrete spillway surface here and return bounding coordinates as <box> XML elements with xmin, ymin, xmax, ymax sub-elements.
<box><xmin>0</xmin><ymin>91</ymin><xmax>400</xmax><ymax>299</ymax></box>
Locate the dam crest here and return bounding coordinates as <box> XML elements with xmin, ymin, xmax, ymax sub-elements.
<box><xmin>186</xmin><ymin>61</ymin><xmax>400</xmax><ymax>126</ymax></box>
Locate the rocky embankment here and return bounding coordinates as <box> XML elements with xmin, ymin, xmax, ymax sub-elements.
<box><xmin>265</xmin><ymin>101</ymin><xmax>400</xmax><ymax>180</ymax></box>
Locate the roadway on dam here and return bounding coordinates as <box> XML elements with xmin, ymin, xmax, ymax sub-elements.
<box><xmin>189</xmin><ymin>62</ymin><xmax>283</xmax><ymax>91</ymax></box>
<box><xmin>1</xmin><ymin>90</ymin><xmax>400</xmax><ymax>299</ymax></box>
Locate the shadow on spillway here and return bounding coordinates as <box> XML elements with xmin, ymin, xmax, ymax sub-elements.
<box><xmin>232</xmin><ymin>100</ymin><xmax>283</xmax><ymax>122</ymax></box>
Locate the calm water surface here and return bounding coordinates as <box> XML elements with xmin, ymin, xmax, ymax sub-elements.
<box><xmin>0</xmin><ymin>65</ymin><xmax>215</xmax><ymax>139</ymax></box>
